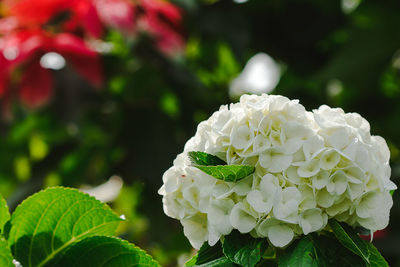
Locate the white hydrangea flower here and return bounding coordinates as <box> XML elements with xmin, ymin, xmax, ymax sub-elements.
<box><xmin>159</xmin><ymin>94</ymin><xmax>396</xmax><ymax>249</ymax></box>
<box><xmin>257</xmin><ymin>218</ymin><xmax>294</xmax><ymax>247</ymax></box>
<box><xmin>247</xmin><ymin>174</ymin><xmax>280</xmax><ymax>213</ymax></box>
<box><xmin>272</xmin><ymin>187</ymin><xmax>301</xmax><ymax>224</ymax></box>
<box><xmin>230</xmin><ymin>202</ymin><xmax>258</xmax><ymax>234</ymax></box>
<box><xmin>299</xmin><ymin>208</ymin><xmax>327</xmax><ymax>235</ymax></box>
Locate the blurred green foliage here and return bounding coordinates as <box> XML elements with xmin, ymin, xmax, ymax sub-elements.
<box><xmin>1</xmin><ymin>0</ymin><xmax>400</xmax><ymax>266</ymax></box>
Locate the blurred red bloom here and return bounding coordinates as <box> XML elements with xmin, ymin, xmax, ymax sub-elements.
<box><xmin>0</xmin><ymin>30</ymin><xmax>102</xmax><ymax>108</ymax></box>
<box><xmin>0</xmin><ymin>0</ymin><xmax>184</xmax><ymax>109</ymax></box>
<box><xmin>0</xmin><ymin>0</ymin><xmax>184</xmax><ymax>53</ymax></box>
<box><xmin>95</xmin><ymin>0</ymin><xmax>135</xmax><ymax>34</ymax></box>
<box><xmin>138</xmin><ymin>0</ymin><xmax>184</xmax><ymax>55</ymax></box>
<box><xmin>94</xmin><ymin>0</ymin><xmax>185</xmax><ymax>54</ymax></box>
<box><xmin>1</xmin><ymin>0</ymin><xmax>103</xmax><ymax>37</ymax></box>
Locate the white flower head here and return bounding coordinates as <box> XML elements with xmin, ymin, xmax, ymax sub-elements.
<box><xmin>160</xmin><ymin>94</ymin><xmax>396</xmax><ymax>249</ymax></box>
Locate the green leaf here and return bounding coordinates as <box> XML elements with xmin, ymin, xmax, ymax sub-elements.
<box><xmin>328</xmin><ymin>220</ymin><xmax>370</xmax><ymax>264</ymax></box>
<box><xmin>186</xmin><ymin>242</ymin><xmax>224</xmax><ymax>266</ymax></box>
<box><xmin>311</xmin><ymin>233</ymin><xmax>366</xmax><ymax>267</ymax></box>
<box><xmin>0</xmin><ymin>194</ymin><xmax>10</xmax><ymax>235</ymax></box>
<box><xmin>185</xmin><ymin>255</ymin><xmax>198</xmax><ymax>267</ymax></box>
<box><xmin>195</xmin><ymin>257</ymin><xmax>235</xmax><ymax>267</ymax></box>
<box><xmin>188</xmin><ymin>151</ymin><xmax>255</xmax><ymax>182</ymax></box>
<box><xmin>0</xmin><ymin>237</ymin><xmax>13</xmax><ymax>267</ymax></box>
<box><xmin>222</xmin><ymin>231</ymin><xmax>268</xmax><ymax>267</ymax></box>
<box><xmin>364</xmin><ymin>240</ymin><xmax>389</xmax><ymax>267</ymax></box>
<box><xmin>6</xmin><ymin>187</ymin><xmax>122</xmax><ymax>267</ymax></box>
<box><xmin>194</xmin><ymin>165</ymin><xmax>255</xmax><ymax>182</ymax></box>
<box><xmin>188</xmin><ymin>151</ymin><xmax>226</xmax><ymax>166</ymax></box>
<box><xmin>53</xmin><ymin>236</ymin><xmax>160</xmax><ymax>267</ymax></box>
<box><xmin>278</xmin><ymin>236</ymin><xmax>318</xmax><ymax>267</ymax></box>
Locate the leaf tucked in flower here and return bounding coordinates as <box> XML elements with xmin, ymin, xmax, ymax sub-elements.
<box><xmin>189</xmin><ymin>151</ymin><xmax>255</xmax><ymax>182</ymax></box>
<box><xmin>194</xmin><ymin>165</ymin><xmax>255</xmax><ymax>182</ymax></box>
<box><xmin>188</xmin><ymin>151</ymin><xmax>226</xmax><ymax>166</ymax></box>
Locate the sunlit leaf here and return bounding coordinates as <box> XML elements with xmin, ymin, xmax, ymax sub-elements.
<box><xmin>54</xmin><ymin>236</ymin><xmax>160</xmax><ymax>267</ymax></box>
<box><xmin>0</xmin><ymin>194</ymin><xmax>9</xmax><ymax>235</ymax></box>
<box><xmin>6</xmin><ymin>187</ymin><xmax>122</xmax><ymax>267</ymax></box>
<box><xmin>0</xmin><ymin>237</ymin><xmax>13</xmax><ymax>267</ymax></box>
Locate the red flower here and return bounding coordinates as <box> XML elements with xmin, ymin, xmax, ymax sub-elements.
<box><xmin>0</xmin><ymin>0</ymin><xmax>185</xmax><ymax>109</ymax></box>
<box><xmin>1</xmin><ymin>0</ymin><xmax>103</xmax><ymax>37</ymax></box>
<box><xmin>0</xmin><ymin>30</ymin><xmax>103</xmax><ymax>108</ymax></box>
<box><xmin>138</xmin><ymin>0</ymin><xmax>185</xmax><ymax>55</ymax></box>
<box><xmin>95</xmin><ymin>0</ymin><xmax>135</xmax><ymax>34</ymax></box>
<box><xmin>94</xmin><ymin>0</ymin><xmax>185</xmax><ymax>55</ymax></box>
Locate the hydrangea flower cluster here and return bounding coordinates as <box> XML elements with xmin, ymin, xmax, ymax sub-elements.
<box><xmin>159</xmin><ymin>94</ymin><xmax>397</xmax><ymax>249</ymax></box>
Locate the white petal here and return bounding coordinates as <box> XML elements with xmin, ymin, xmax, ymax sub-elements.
<box><xmin>273</xmin><ymin>187</ymin><xmax>301</xmax><ymax>223</ymax></box>
<box><xmin>281</xmin><ymin>138</ymin><xmax>304</xmax><ymax>154</ymax></box>
<box><xmin>312</xmin><ymin>170</ymin><xmax>330</xmax><ymax>190</ymax></box>
<box><xmin>299</xmin><ymin>208</ymin><xmax>326</xmax><ymax>235</ymax></box>
<box><xmin>297</xmin><ymin>159</ymin><xmax>320</xmax><ymax>178</ymax></box>
<box><xmin>371</xmin><ymin>135</ymin><xmax>390</xmax><ymax>163</ymax></box>
<box><xmin>299</xmin><ymin>185</ymin><xmax>316</xmax><ymax>210</ymax></box>
<box><xmin>303</xmin><ymin>135</ymin><xmax>324</xmax><ymax>159</ymax></box>
<box><xmin>285</xmin><ymin>166</ymin><xmax>302</xmax><ymax>184</ymax></box>
<box><xmin>230</xmin><ymin>203</ymin><xmax>257</xmax><ymax>233</ymax></box>
<box><xmin>320</xmin><ymin>149</ymin><xmax>340</xmax><ymax>170</ymax></box>
<box><xmin>357</xmin><ymin>192</ymin><xmax>393</xmax><ymax>230</ymax></box>
<box><xmin>231</xmin><ymin>125</ymin><xmax>254</xmax><ymax>149</ymax></box>
<box><xmin>208</xmin><ymin>199</ymin><xmax>234</xmax><ymax>235</ymax></box>
<box><xmin>231</xmin><ymin>176</ymin><xmax>253</xmax><ymax>196</ymax></box>
<box><xmin>207</xmin><ymin>224</ymin><xmax>221</xmax><ymax>247</ymax></box>
<box><xmin>326</xmin><ymin>197</ymin><xmax>351</xmax><ymax>216</ymax></box>
<box><xmin>268</xmin><ymin>224</ymin><xmax>294</xmax><ymax>247</ymax></box>
<box><xmin>257</xmin><ymin>115</ymin><xmax>272</xmax><ymax>136</ymax></box>
<box><xmin>328</xmin><ymin>171</ymin><xmax>348</xmax><ymax>195</ymax></box>
<box><xmin>282</xmin><ymin>186</ymin><xmax>302</xmax><ymax>203</ymax></box>
<box><xmin>283</xmin><ymin>121</ymin><xmax>313</xmax><ymax>140</ymax></box>
<box><xmin>326</xmin><ymin>128</ymin><xmax>350</xmax><ymax>150</ymax></box>
<box><xmin>182</xmin><ymin>213</ymin><xmax>208</xmax><ymax>249</ymax></box>
<box><xmin>347</xmin><ymin>183</ymin><xmax>364</xmax><ymax>201</ymax></box>
<box><xmin>161</xmin><ymin>167</ymin><xmax>181</xmax><ymax>194</ymax></box>
<box><xmin>212</xmin><ymin>183</ymin><xmax>231</xmax><ymax>198</ymax></box>
<box><xmin>257</xmin><ymin>218</ymin><xmax>294</xmax><ymax>247</ymax></box>
<box><xmin>343</xmin><ymin>166</ymin><xmax>365</xmax><ymax>184</ymax></box>
<box><xmin>253</xmin><ymin>134</ymin><xmax>271</xmax><ymax>153</ymax></box>
<box><xmin>384</xmin><ymin>180</ymin><xmax>397</xmax><ymax>191</ymax></box>
<box><xmin>259</xmin><ymin>149</ymin><xmax>293</xmax><ymax>173</ymax></box>
<box><xmin>316</xmin><ymin>188</ymin><xmax>335</xmax><ymax>208</ymax></box>
<box><xmin>270</xmin><ymin>154</ymin><xmax>293</xmax><ymax>173</ymax></box>
<box><xmin>247</xmin><ymin>190</ymin><xmax>274</xmax><ymax>213</ymax></box>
